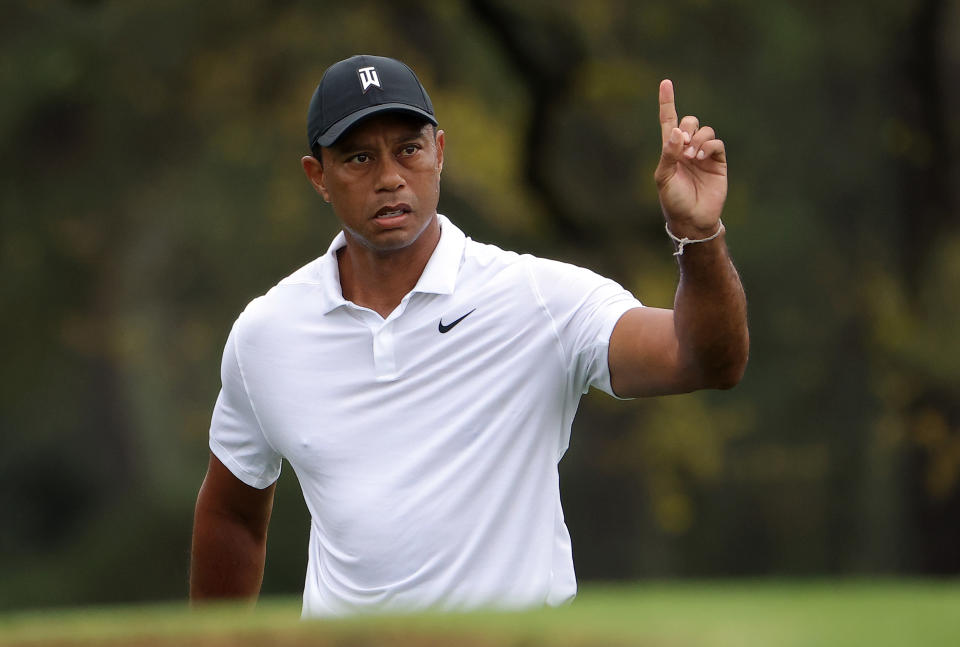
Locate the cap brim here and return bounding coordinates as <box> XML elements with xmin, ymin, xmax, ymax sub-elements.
<box><xmin>316</xmin><ymin>104</ymin><xmax>438</xmax><ymax>148</ymax></box>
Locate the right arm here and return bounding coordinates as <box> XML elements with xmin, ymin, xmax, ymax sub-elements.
<box><xmin>190</xmin><ymin>453</ymin><xmax>276</xmax><ymax>603</ymax></box>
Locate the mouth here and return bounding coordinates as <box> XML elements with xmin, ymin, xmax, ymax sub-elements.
<box><xmin>374</xmin><ymin>204</ymin><xmax>412</xmax><ymax>219</ymax></box>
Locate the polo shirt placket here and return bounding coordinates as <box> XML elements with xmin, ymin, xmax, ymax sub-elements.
<box><xmin>347</xmin><ymin>299</ymin><xmax>409</xmax><ymax>382</ymax></box>
<box><xmin>320</xmin><ymin>217</ymin><xmax>465</xmax><ymax>383</ymax></box>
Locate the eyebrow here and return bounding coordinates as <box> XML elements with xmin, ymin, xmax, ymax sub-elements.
<box><xmin>334</xmin><ymin>126</ymin><xmax>429</xmax><ymax>154</ymax></box>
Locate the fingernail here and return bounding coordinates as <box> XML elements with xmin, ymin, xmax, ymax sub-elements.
<box><xmin>670</xmin><ymin>130</ymin><xmax>681</xmax><ymax>144</ymax></box>
<box><xmin>684</xmin><ymin>146</ymin><xmax>695</xmax><ymax>158</ymax></box>
<box><xmin>696</xmin><ymin>150</ymin><xmax>706</xmax><ymax>160</ymax></box>
<box><xmin>682</xmin><ymin>132</ymin><xmax>691</xmax><ymax>144</ymax></box>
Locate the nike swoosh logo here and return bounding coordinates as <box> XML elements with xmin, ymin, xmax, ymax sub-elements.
<box><xmin>438</xmin><ymin>309</ymin><xmax>476</xmax><ymax>333</ymax></box>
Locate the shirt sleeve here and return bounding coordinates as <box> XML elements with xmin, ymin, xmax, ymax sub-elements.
<box><xmin>526</xmin><ymin>256</ymin><xmax>642</xmax><ymax>398</ymax></box>
<box><xmin>208</xmin><ymin>319</ymin><xmax>282</xmax><ymax>489</ymax></box>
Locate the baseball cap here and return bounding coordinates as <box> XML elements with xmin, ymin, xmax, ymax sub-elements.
<box><xmin>307</xmin><ymin>54</ymin><xmax>438</xmax><ymax>150</ymax></box>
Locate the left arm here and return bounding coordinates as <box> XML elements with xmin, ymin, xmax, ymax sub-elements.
<box><xmin>609</xmin><ymin>79</ymin><xmax>748</xmax><ymax>398</ymax></box>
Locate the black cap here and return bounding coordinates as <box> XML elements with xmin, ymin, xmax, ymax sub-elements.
<box><xmin>307</xmin><ymin>54</ymin><xmax>437</xmax><ymax>150</ymax></box>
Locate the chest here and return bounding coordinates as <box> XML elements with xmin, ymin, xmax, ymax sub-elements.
<box><xmin>240</xmin><ymin>286</ymin><xmax>567</xmax><ymax>462</ymax></box>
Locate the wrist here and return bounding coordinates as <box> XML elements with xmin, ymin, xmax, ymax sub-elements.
<box><xmin>664</xmin><ymin>218</ymin><xmax>722</xmax><ymax>240</ymax></box>
<box><xmin>664</xmin><ymin>218</ymin><xmax>726</xmax><ymax>256</ymax></box>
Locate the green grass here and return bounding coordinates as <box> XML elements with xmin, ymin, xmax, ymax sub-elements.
<box><xmin>1</xmin><ymin>580</ymin><xmax>958</xmax><ymax>646</ymax></box>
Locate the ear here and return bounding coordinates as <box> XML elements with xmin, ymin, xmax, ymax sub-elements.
<box><xmin>435</xmin><ymin>129</ymin><xmax>445</xmax><ymax>175</ymax></box>
<box><xmin>301</xmin><ymin>155</ymin><xmax>330</xmax><ymax>202</ymax></box>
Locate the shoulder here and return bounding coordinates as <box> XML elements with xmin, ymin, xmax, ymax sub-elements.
<box><xmin>520</xmin><ymin>253</ymin><xmax>621</xmax><ymax>305</ymax></box>
<box><xmin>459</xmin><ymin>237</ymin><xmax>580</xmax><ymax>278</ymax></box>
<box><xmin>524</xmin><ymin>255</ymin><xmax>608</xmax><ymax>285</ymax></box>
<box><xmin>459</xmin><ymin>237</ymin><xmax>617</xmax><ymax>295</ymax></box>
<box><xmin>461</xmin><ymin>236</ymin><xmax>521</xmax><ymax>267</ymax></box>
<box><xmin>234</xmin><ymin>256</ymin><xmax>326</xmax><ymax>337</ymax></box>
<box><xmin>519</xmin><ymin>255</ymin><xmax>641</xmax><ymax>325</ymax></box>
<box><xmin>277</xmin><ymin>256</ymin><xmax>324</xmax><ymax>287</ymax></box>
<box><xmin>456</xmin><ymin>237</ymin><xmax>527</xmax><ymax>288</ymax></box>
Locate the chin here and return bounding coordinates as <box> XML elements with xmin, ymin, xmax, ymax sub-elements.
<box><xmin>349</xmin><ymin>227</ymin><xmax>418</xmax><ymax>254</ymax></box>
<box><xmin>353</xmin><ymin>215</ymin><xmax>437</xmax><ymax>253</ymax></box>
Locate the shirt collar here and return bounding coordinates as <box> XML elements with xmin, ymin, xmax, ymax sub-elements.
<box><xmin>317</xmin><ymin>214</ymin><xmax>466</xmax><ymax>315</ymax></box>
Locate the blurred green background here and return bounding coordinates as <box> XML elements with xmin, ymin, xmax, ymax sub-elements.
<box><xmin>1</xmin><ymin>0</ymin><xmax>958</xmax><ymax>612</ymax></box>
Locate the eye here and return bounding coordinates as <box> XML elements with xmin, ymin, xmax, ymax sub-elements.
<box><xmin>348</xmin><ymin>152</ymin><xmax>370</xmax><ymax>164</ymax></box>
<box><xmin>400</xmin><ymin>144</ymin><xmax>420</xmax><ymax>156</ymax></box>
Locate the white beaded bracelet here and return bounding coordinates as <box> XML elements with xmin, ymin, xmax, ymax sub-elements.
<box><xmin>665</xmin><ymin>219</ymin><xmax>725</xmax><ymax>256</ymax></box>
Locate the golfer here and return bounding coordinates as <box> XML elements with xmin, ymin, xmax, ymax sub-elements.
<box><xmin>190</xmin><ymin>54</ymin><xmax>748</xmax><ymax>617</ymax></box>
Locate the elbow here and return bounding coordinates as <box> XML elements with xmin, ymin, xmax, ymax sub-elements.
<box><xmin>714</xmin><ymin>362</ymin><xmax>746</xmax><ymax>390</ymax></box>
<box><xmin>682</xmin><ymin>357</ymin><xmax>746</xmax><ymax>392</ymax></box>
<box><xmin>711</xmin><ymin>340</ymin><xmax>750</xmax><ymax>390</ymax></box>
<box><xmin>696</xmin><ymin>337</ymin><xmax>749</xmax><ymax>391</ymax></box>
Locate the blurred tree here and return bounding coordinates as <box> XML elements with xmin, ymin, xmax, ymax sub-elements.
<box><xmin>1</xmin><ymin>0</ymin><xmax>958</xmax><ymax>609</ymax></box>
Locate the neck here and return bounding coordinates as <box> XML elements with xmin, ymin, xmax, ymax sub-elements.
<box><xmin>337</xmin><ymin>218</ymin><xmax>441</xmax><ymax>318</ymax></box>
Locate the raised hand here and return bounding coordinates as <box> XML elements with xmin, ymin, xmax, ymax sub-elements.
<box><xmin>653</xmin><ymin>80</ymin><xmax>727</xmax><ymax>236</ymax></box>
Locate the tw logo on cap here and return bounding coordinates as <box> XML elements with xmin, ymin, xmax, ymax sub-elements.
<box><xmin>357</xmin><ymin>66</ymin><xmax>381</xmax><ymax>93</ymax></box>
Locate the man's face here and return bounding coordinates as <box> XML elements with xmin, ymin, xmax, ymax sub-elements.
<box><xmin>303</xmin><ymin>114</ymin><xmax>445</xmax><ymax>254</ymax></box>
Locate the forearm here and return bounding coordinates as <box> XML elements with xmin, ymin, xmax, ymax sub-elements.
<box><xmin>672</xmin><ymin>229</ymin><xmax>749</xmax><ymax>389</ymax></box>
<box><xmin>190</xmin><ymin>505</ymin><xmax>268</xmax><ymax>603</ymax></box>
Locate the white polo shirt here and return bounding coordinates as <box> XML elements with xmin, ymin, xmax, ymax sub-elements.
<box><xmin>209</xmin><ymin>215</ymin><xmax>642</xmax><ymax>617</ymax></box>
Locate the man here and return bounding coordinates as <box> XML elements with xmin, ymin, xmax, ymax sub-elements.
<box><xmin>190</xmin><ymin>54</ymin><xmax>748</xmax><ymax>617</ymax></box>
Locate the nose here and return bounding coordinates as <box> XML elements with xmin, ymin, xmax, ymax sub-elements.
<box><xmin>374</xmin><ymin>156</ymin><xmax>404</xmax><ymax>193</ymax></box>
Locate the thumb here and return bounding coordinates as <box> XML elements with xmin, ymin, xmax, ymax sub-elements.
<box><xmin>654</xmin><ymin>127</ymin><xmax>683</xmax><ymax>187</ymax></box>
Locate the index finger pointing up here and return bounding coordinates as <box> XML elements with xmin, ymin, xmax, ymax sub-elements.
<box><xmin>659</xmin><ymin>79</ymin><xmax>678</xmax><ymax>143</ymax></box>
